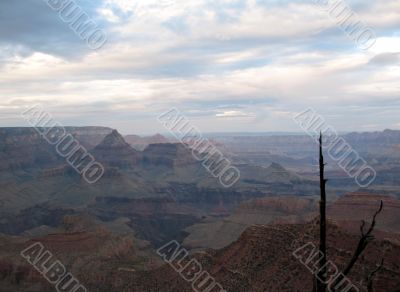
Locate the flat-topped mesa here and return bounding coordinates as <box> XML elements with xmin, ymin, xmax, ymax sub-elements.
<box><xmin>147</xmin><ymin>133</ymin><xmax>169</xmax><ymax>144</ymax></box>
<box><xmin>93</xmin><ymin>130</ymin><xmax>140</xmax><ymax>169</ymax></box>
<box><xmin>0</xmin><ymin>128</ymin><xmax>60</xmax><ymax>171</ymax></box>
<box><xmin>142</xmin><ymin>143</ymin><xmax>198</xmax><ymax>168</ymax></box>
<box><xmin>344</xmin><ymin>129</ymin><xmax>400</xmax><ymax>144</ymax></box>
<box><xmin>328</xmin><ymin>192</ymin><xmax>400</xmax><ymax>234</ymax></box>
<box><xmin>0</xmin><ymin>127</ymin><xmax>114</xmax><ymax>172</ymax></box>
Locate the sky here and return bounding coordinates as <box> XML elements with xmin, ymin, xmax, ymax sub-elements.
<box><xmin>0</xmin><ymin>0</ymin><xmax>399</xmax><ymax>135</ymax></box>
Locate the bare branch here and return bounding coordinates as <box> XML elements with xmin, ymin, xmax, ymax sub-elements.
<box><xmin>365</xmin><ymin>201</ymin><xmax>383</xmax><ymax>236</ymax></box>
<box><xmin>360</xmin><ymin>220</ymin><xmax>366</xmax><ymax>236</ymax></box>
<box><xmin>367</xmin><ymin>259</ymin><xmax>384</xmax><ymax>292</ymax></box>
<box><xmin>332</xmin><ymin>201</ymin><xmax>384</xmax><ymax>291</ymax></box>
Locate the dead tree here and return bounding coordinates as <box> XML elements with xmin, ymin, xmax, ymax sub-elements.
<box><xmin>317</xmin><ymin>133</ymin><xmax>383</xmax><ymax>292</ymax></box>
<box><xmin>317</xmin><ymin>133</ymin><xmax>327</xmax><ymax>292</ymax></box>
<box><xmin>331</xmin><ymin>200</ymin><xmax>383</xmax><ymax>290</ymax></box>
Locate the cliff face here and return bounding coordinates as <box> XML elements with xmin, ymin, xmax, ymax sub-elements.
<box><xmin>344</xmin><ymin>129</ymin><xmax>400</xmax><ymax>147</ymax></box>
<box><xmin>189</xmin><ymin>222</ymin><xmax>400</xmax><ymax>292</ymax></box>
<box><xmin>65</xmin><ymin>126</ymin><xmax>113</xmax><ymax>149</ymax></box>
<box><xmin>213</xmin><ymin>130</ymin><xmax>400</xmax><ymax>174</ymax></box>
<box><xmin>141</xmin><ymin>143</ymin><xmax>198</xmax><ymax>168</ymax></box>
<box><xmin>95</xmin><ymin>131</ymin><xmax>194</xmax><ymax>170</ymax></box>
<box><xmin>38</xmin><ymin>165</ymin><xmax>71</xmax><ymax>178</ymax></box>
<box><xmin>237</xmin><ymin>162</ymin><xmax>309</xmax><ymax>192</ymax></box>
<box><xmin>26</xmin><ymin>221</ymin><xmax>395</xmax><ymax>292</ymax></box>
<box><xmin>95</xmin><ymin>133</ymin><xmax>197</xmax><ymax>169</ymax></box>
<box><xmin>93</xmin><ymin>130</ymin><xmax>141</xmax><ymax>169</ymax></box>
<box><xmin>0</xmin><ymin>128</ymin><xmax>60</xmax><ymax>172</ymax></box>
<box><xmin>328</xmin><ymin>192</ymin><xmax>400</xmax><ymax>238</ymax></box>
<box><xmin>0</xmin><ymin>127</ymin><xmax>113</xmax><ymax>172</ymax></box>
<box><xmin>125</xmin><ymin>133</ymin><xmax>170</xmax><ymax>150</ymax></box>
<box><xmin>183</xmin><ymin>192</ymin><xmax>400</xmax><ymax>251</ymax></box>
<box><xmin>0</xmin><ymin>215</ymin><xmax>151</xmax><ymax>292</ymax></box>
<box><xmin>238</xmin><ymin>196</ymin><xmax>317</xmax><ymax>216</ymax></box>
<box><xmin>215</xmin><ymin>130</ymin><xmax>400</xmax><ymax>156</ymax></box>
<box><xmin>183</xmin><ymin>196</ymin><xmax>318</xmax><ymax>250</ymax></box>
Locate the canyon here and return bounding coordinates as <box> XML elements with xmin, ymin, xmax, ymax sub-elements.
<box><xmin>0</xmin><ymin>128</ymin><xmax>399</xmax><ymax>291</ymax></box>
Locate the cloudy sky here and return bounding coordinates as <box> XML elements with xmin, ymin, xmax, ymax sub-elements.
<box><xmin>0</xmin><ymin>0</ymin><xmax>399</xmax><ymax>134</ymax></box>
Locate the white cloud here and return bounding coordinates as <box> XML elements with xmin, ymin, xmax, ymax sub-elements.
<box><xmin>0</xmin><ymin>0</ymin><xmax>399</xmax><ymax>133</ymax></box>
<box><xmin>98</xmin><ymin>8</ymin><xmax>121</xmax><ymax>23</ymax></box>
<box><xmin>216</xmin><ymin>110</ymin><xmax>255</xmax><ymax>118</ymax></box>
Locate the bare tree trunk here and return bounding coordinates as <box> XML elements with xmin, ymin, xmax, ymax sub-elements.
<box><xmin>313</xmin><ymin>276</ymin><xmax>317</xmax><ymax>292</ymax></box>
<box><xmin>313</xmin><ymin>134</ymin><xmax>384</xmax><ymax>292</ymax></box>
<box><xmin>317</xmin><ymin>133</ymin><xmax>327</xmax><ymax>292</ymax></box>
